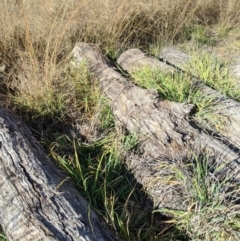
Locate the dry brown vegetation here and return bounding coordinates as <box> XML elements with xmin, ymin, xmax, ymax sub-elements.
<box><xmin>1</xmin><ymin>0</ymin><xmax>240</xmax><ymax>240</ymax></box>
<box><xmin>1</xmin><ymin>0</ymin><xmax>240</xmax><ymax>57</ymax></box>
<box><xmin>1</xmin><ymin>0</ymin><xmax>240</xmax><ymax>109</ymax></box>
<box><xmin>0</xmin><ymin>0</ymin><xmax>239</xmax><ymax>115</ymax></box>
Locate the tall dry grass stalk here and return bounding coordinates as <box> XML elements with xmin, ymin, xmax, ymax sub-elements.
<box><xmin>1</xmin><ymin>0</ymin><xmax>240</xmax><ymax>53</ymax></box>
<box><xmin>0</xmin><ymin>0</ymin><xmax>240</xmax><ymax>116</ymax></box>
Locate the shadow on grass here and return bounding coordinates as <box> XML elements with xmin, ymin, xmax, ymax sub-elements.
<box><xmin>9</xmin><ymin>109</ymin><xmax>190</xmax><ymax>241</ymax></box>
<box><xmin>47</xmin><ymin>126</ymin><xmax>189</xmax><ymax>240</ymax></box>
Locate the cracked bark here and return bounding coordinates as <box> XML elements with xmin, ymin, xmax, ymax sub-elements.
<box><xmin>72</xmin><ymin>43</ymin><xmax>240</xmax><ymax>211</ymax></box>
<box><xmin>0</xmin><ymin>106</ymin><xmax>116</xmax><ymax>241</ymax></box>
<box><xmin>117</xmin><ymin>48</ymin><xmax>240</xmax><ymax>149</ymax></box>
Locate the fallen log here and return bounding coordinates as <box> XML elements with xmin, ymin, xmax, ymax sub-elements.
<box><xmin>72</xmin><ymin>43</ymin><xmax>240</xmax><ymax>210</ymax></box>
<box><xmin>0</xmin><ymin>106</ymin><xmax>116</xmax><ymax>241</ymax></box>
<box><xmin>231</xmin><ymin>64</ymin><xmax>240</xmax><ymax>79</ymax></box>
<box><xmin>159</xmin><ymin>47</ymin><xmax>240</xmax><ymax>82</ymax></box>
<box><xmin>117</xmin><ymin>48</ymin><xmax>240</xmax><ymax>149</ymax></box>
<box><xmin>159</xmin><ymin>47</ymin><xmax>190</xmax><ymax>70</ymax></box>
<box><xmin>229</xmin><ymin>56</ymin><xmax>240</xmax><ymax>80</ymax></box>
<box><xmin>115</xmin><ymin>48</ymin><xmax>174</xmax><ymax>74</ymax></box>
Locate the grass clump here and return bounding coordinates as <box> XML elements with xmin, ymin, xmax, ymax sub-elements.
<box><xmin>131</xmin><ymin>67</ymin><xmax>193</xmax><ymax>103</ymax></box>
<box><xmin>131</xmin><ymin>66</ymin><xmax>217</xmax><ymax>123</ymax></box>
<box><xmin>63</xmin><ymin>61</ymin><xmax>101</xmax><ymax>119</ymax></box>
<box><xmin>190</xmin><ymin>25</ymin><xmax>216</xmax><ymax>46</ymax></box>
<box><xmin>155</xmin><ymin>154</ymin><xmax>240</xmax><ymax>241</ymax></box>
<box><xmin>188</xmin><ymin>52</ymin><xmax>240</xmax><ymax>101</ymax></box>
<box><xmin>9</xmin><ymin>59</ymin><xmax>100</xmax><ymax>127</ymax></box>
<box><xmin>49</xmin><ymin>132</ymin><xmax>175</xmax><ymax>241</ymax></box>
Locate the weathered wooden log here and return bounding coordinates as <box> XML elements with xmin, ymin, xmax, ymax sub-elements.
<box><xmin>117</xmin><ymin>48</ymin><xmax>240</xmax><ymax>149</ymax></box>
<box><xmin>229</xmin><ymin>56</ymin><xmax>240</xmax><ymax>80</ymax></box>
<box><xmin>160</xmin><ymin>47</ymin><xmax>240</xmax><ymax>82</ymax></box>
<box><xmin>116</xmin><ymin>48</ymin><xmax>174</xmax><ymax>74</ymax></box>
<box><xmin>0</xmin><ymin>106</ymin><xmax>116</xmax><ymax>241</ymax></box>
<box><xmin>159</xmin><ymin>47</ymin><xmax>190</xmax><ymax>70</ymax></box>
<box><xmin>72</xmin><ymin>43</ymin><xmax>240</xmax><ymax>210</ymax></box>
<box><xmin>159</xmin><ymin>47</ymin><xmax>240</xmax><ymax>83</ymax></box>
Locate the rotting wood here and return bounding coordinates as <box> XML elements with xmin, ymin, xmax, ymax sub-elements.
<box><xmin>118</xmin><ymin>48</ymin><xmax>240</xmax><ymax>150</ymax></box>
<box><xmin>72</xmin><ymin>43</ymin><xmax>240</xmax><ymax>210</ymax></box>
<box><xmin>0</xmin><ymin>106</ymin><xmax>116</xmax><ymax>241</ymax></box>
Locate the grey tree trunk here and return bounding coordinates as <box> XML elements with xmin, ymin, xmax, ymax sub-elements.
<box><xmin>0</xmin><ymin>106</ymin><xmax>116</xmax><ymax>241</ymax></box>
<box><xmin>72</xmin><ymin>43</ymin><xmax>240</xmax><ymax>210</ymax></box>
<box><xmin>117</xmin><ymin>48</ymin><xmax>240</xmax><ymax>149</ymax></box>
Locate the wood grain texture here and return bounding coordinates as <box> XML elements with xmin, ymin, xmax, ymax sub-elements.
<box><xmin>118</xmin><ymin>48</ymin><xmax>240</xmax><ymax>149</ymax></box>
<box><xmin>72</xmin><ymin>43</ymin><xmax>240</xmax><ymax>210</ymax></box>
<box><xmin>0</xmin><ymin>106</ymin><xmax>116</xmax><ymax>241</ymax></box>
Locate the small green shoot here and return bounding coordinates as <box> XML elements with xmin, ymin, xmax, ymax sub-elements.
<box><xmin>122</xmin><ymin>132</ymin><xmax>140</xmax><ymax>152</ymax></box>
<box><xmin>216</xmin><ymin>25</ymin><xmax>232</xmax><ymax>39</ymax></box>
<box><xmin>0</xmin><ymin>233</ymin><xmax>6</xmax><ymax>241</ymax></box>
<box><xmin>98</xmin><ymin>99</ymin><xmax>115</xmax><ymax>131</ymax></box>
<box><xmin>191</xmin><ymin>25</ymin><xmax>216</xmax><ymax>46</ymax></box>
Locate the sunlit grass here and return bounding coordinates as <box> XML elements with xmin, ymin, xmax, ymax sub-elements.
<box><xmin>132</xmin><ymin>67</ymin><xmax>193</xmax><ymax>103</ymax></box>
<box><xmin>188</xmin><ymin>52</ymin><xmax>240</xmax><ymax>101</ymax></box>
<box><xmin>155</xmin><ymin>154</ymin><xmax>240</xmax><ymax>241</ymax></box>
<box><xmin>131</xmin><ymin>66</ymin><xmax>218</xmax><ymax>126</ymax></box>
